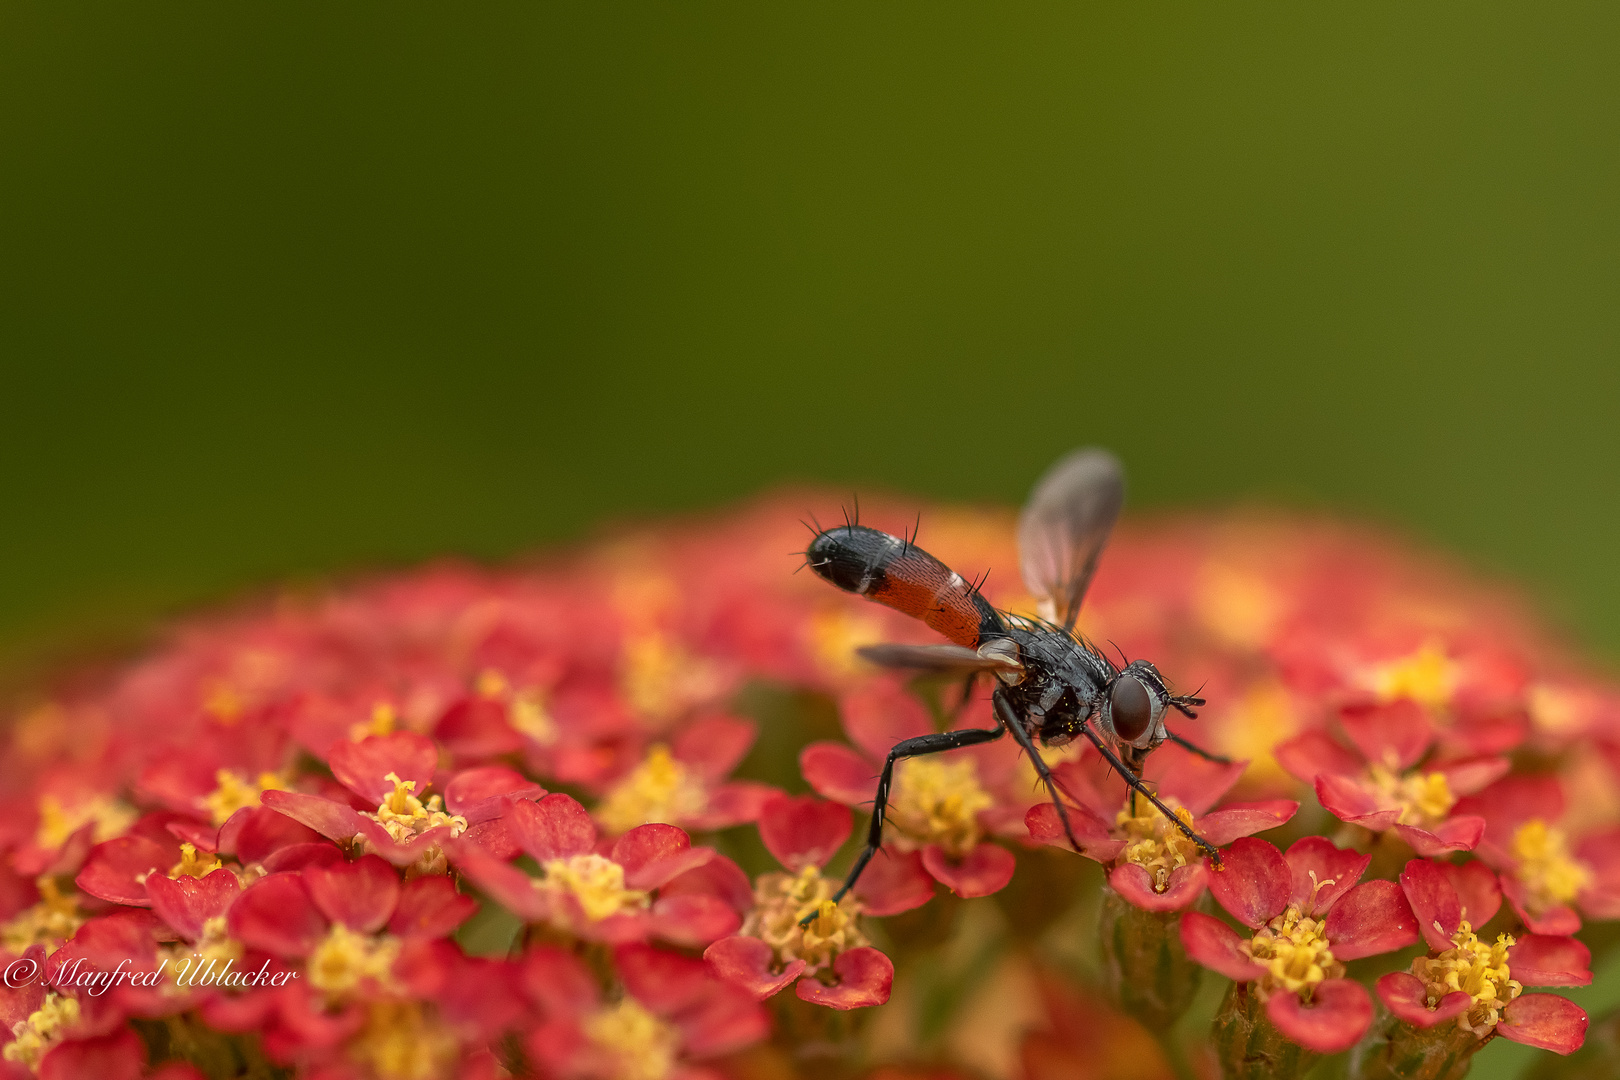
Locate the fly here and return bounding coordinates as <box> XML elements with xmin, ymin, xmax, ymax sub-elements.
<box><xmin>801</xmin><ymin>448</ymin><xmax>1225</xmax><ymax>919</ymax></box>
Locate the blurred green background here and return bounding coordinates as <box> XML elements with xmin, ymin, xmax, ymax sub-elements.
<box><xmin>2</xmin><ymin>6</ymin><xmax>1619</xmax><ymax>1075</ymax></box>
<box><xmin>5</xmin><ymin>5</ymin><xmax>1619</xmax><ymax>674</ymax></box>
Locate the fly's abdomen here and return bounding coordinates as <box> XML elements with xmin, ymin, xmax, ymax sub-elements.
<box><xmin>805</xmin><ymin>525</ymin><xmax>1002</xmax><ymax>647</ymax></box>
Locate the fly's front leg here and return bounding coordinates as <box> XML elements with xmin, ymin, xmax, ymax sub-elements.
<box><xmin>801</xmin><ymin>720</ymin><xmax>1006</xmax><ymax>927</ymax></box>
<box><xmin>1164</xmin><ymin>730</ymin><xmax>1232</xmax><ymax>765</ymax></box>
<box><xmin>1080</xmin><ymin>725</ymin><xmax>1223</xmax><ymax>866</ymax></box>
<box><xmin>993</xmin><ymin>689</ymin><xmax>1084</xmax><ymax>855</ymax></box>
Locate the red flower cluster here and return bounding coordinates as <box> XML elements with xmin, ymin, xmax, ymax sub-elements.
<box><xmin>0</xmin><ymin>498</ymin><xmax>1612</xmax><ymax>1080</ymax></box>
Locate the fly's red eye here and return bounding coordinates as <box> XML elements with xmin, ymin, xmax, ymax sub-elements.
<box><xmin>1110</xmin><ymin>676</ymin><xmax>1152</xmax><ymax>742</ymax></box>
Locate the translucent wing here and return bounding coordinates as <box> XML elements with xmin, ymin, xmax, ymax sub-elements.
<box><xmin>1017</xmin><ymin>448</ymin><xmax>1125</xmax><ymax>632</ymax></box>
<box><xmin>856</xmin><ymin>643</ymin><xmax>1020</xmax><ymax>674</ymax></box>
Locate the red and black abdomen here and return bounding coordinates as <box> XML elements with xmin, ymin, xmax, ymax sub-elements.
<box><xmin>806</xmin><ymin>525</ymin><xmax>1004</xmax><ymax>647</ymax></box>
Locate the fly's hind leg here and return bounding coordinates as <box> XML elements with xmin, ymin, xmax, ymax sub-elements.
<box><xmin>992</xmin><ymin>689</ymin><xmax>1085</xmax><ymax>856</ymax></box>
<box><xmin>801</xmin><ymin>719</ymin><xmax>1007</xmax><ymax>927</ymax></box>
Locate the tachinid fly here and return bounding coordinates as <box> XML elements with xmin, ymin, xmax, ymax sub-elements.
<box><xmin>802</xmin><ymin>448</ymin><xmax>1224</xmax><ymax>914</ymax></box>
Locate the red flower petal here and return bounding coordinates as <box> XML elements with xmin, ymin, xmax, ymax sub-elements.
<box><xmin>76</xmin><ymin>836</ymin><xmax>179</xmax><ymax>907</ymax></box>
<box><xmin>795</xmin><ymin>946</ymin><xmax>893</xmax><ymax>1010</ymax></box>
<box><xmin>261</xmin><ymin>843</ymin><xmax>344</xmax><ymax>874</ymax></box>
<box><xmin>1265</xmin><ymin>977</ymin><xmax>1372</xmax><ymax>1054</ymax></box>
<box><xmin>443</xmin><ymin>766</ymin><xmax>544</xmax><ymax>820</ymax></box>
<box><xmin>1024</xmin><ymin>801</ymin><xmax>1125</xmax><ymax>862</ymax></box>
<box><xmin>920</xmin><ymin>843</ymin><xmax>1015</xmax><ymax>898</ymax></box>
<box><xmin>799</xmin><ymin>742</ymin><xmax>876</xmax><ymax>807</ymax></box>
<box><xmin>522</xmin><ymin>944</ymin><xmax>600</xmax><ymax>1017</ymax></box>
<box><xmin>853</xmin><ymin>849</ymin><xmax>936</xmax><ymax>916</ymax></box>
<box><xmin>1274</xmin><ymin>731</ymin><xmax>1362</xmax><ymax>786</ymax></box>
<box><xmin>1399</xmin><ymin>859</ymin><xmax>1463</xmax><ymax>952</ymax></box>
<box><xmin>1501</xmin><ymin>876</ymin><xmax>1583</xmax><ymax>935</ymax></box>
<box><xmin>389</xmin><ymin>876</ymin><xmax>478</xmax><ymax>939</ymax></box>
<box><xmin>1434</xmin><ymin>756</ymin><xmax>1512</xmax><ymax>797</ymax></box>
<box><xmin>1326</xmin><ymin>880</ymin><xmax>1420</xmax><ymax>960</ymax></box>
<box><xmin>508</xmin><ymin>793</ymin><xmax>597</xmax><ymax>862</ymax></box>
<box><xmin>1338</xmin><ymin>700</ymin><xmax>1432</xmax><ymax>773</ymax></box>
<box><xmin>452</xmin><ymin>845</ymin><xmax>549</xmax><ymax>922</ymax></box>
<box><xmin>1284</xmin><ymin>836</ymin><xmax>1369</xmax><ymax>917</ymax></box>
<box><xmin>1207</xmin><ymin>837</ymin><xmax>1290</xmax><ymax>929</ymax></box>
<box><xmin>38</xmin><ymin>1028</ymin><xmax>145</xmax><ymax>1080</ymax></box>
<box><xmin>1498</xmin><ymin>994</ymin><xmax>1588</xmax><ymax>1055</ymax></box>
<box><xmin>1456</xmin><ymin>774</ymin><xmax>1565</xmax><ymax>855</ymax></box>
<box><xmin>1109</xmin><ymin>863</ymin><xmax>1207</xmax><ymax>912</ymax></box>
<box><xmin>660</xmin><ymin>855</ymin><xmax>755</xmax><ymax>914</ymax></box>
<box><xmin>228</xmin><ymin>873</ymin><xmax>327</xmax><ymax>959</ymax></box>
<box><xmin>704</xmin><ymin>935</ymin><xmax>805</xmax><ymax>1000</ymax></box>
<box><xmin>612</xmin><ymin>824</ymin><xmax>713</xmax><ymax>891</ymax></box>
<box><xmin>1394</xmin><ymin>817</ymin><xmax>1485</xmax><ymax>858</ymax></box>
<box><xmin>145</xmin><ymin>868</ymin><xmax>241</xmax><ymax>942</ymax></box>
<box><xmin>1196</xmin><ymin>801</ymin><xmax>1299</xmax><ymax>847</ymax></box>
<box><xmin>259</xmin><ymin>789</ymin><xmax>376</xmax><ymax>847</ymax></box>
<box><xmin>1180</xmin><ymin>910</ymin><xmax>1265</xmax><ymax>981</ymax></box>
<box><xmin>1509</xmin><ymin>935</ymin><xmax>1593</xmax><ymax>988</ymax></box>
<box><xmin>1314</xmin><ymin>775</ymin><xmax>1400</xmax><ymax>832</ymax></box>
<box><xmin>647</xmin><ymin>893</ymin><xmax>741</xmax><ymax>948</ymax></box>
<box><xmin>220</xmin><ymin>805</ymin><xmax>320</xmax><ymax>864</ymax></box>
<box><xmin>614</xmin><ymin>942</ymin><xmax>710</xmax><ymax>1013</ymax></box>
<box><xmin>1376</xmin><ymin>972</ymin><xmax>1472</xmax><ymax>1029</ymax></box>
<box><xmin>327</xmin><ymin>732</ymin><xmax>438</xmax><ymax>804</ymax></box>
<box><xmin>687</xmin><ymin>781</ymin><xmax>779</xmax><ymax>831</ymax></box>
<box><xmin>1150</xmin><ymin>745</ymin><xmax>1246</xmax><ymax>816</ymax></box>
<box><xmin>434</xmin><ymin>696</ymin><xmax>524</xmax><ymax>759</ymax></box>
<box><xmin>303</xmin><ymin>854</ymin><xmax>400</xmax><ymax>934</ymax></box>
<box><xmin>758</xmin><ymin>795</ymin><xmax>851</xmax><ymax>872</ymax></box>
<box><xmin>672</xmin><ymin>980</ymin><xmax>771</xmax><ymax>1058</ymax></box>
<box><xmin>1443</xmin><ymin>860</ymin><xmax>1501</xmax><ymax>927</ymax></box>
<box><xmin>672</xmin><ymin>714</ymin><xmax>757</xmax><ymax>783</ymax></box>
<box><xmin>839</xmin><ymin>687</ymin><xmax>932</xmax><ymax>763</ymax></box>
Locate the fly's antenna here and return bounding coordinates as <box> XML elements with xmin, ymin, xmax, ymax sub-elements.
<box><xmin>1170</xmin><ymin>681</ymin><xmax>1208</xmax><ymax>718</ymax></box>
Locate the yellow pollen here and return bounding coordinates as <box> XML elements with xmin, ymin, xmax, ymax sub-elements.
<box><xmin>508</xmin><ymin>687</ymin><xmax>558</xmax><ymax>745</ymax></box>
<box><xmin>307</xmin><ymin>923</ymin><xmax>401</xmax><ymax>997</ymax></box>
<box><xmin>1370</xmin><ymin>642</ymin><xmax>1458</xmax><ymax>710</ymax></box>
<box><xmin>1245</xmin><ymin>906</ymin><xmax>1341</xmax><ymax>1000</ymax></box>
<box><xmin>583</xmin><ymin>998</ymin><xmax>680</xmax><ymax>1080</ymax></box>
<box><xmin>1365</xmin><ymin>764</ymin><xmax>1456</xmax><ymax>828</ymax></box>
<box><xmin>2</xmin><ymin>993</ymin><xmax>80</xmax><ymax>1071</ymax></box>
<box><xmin>888</xmin><ymin>756</ymin><xmax>992</xmax><ymax>858</ymax></box>
<box><xmin>203</xmin><ymin>769</ymin><xmax>290</xmax><ymax>827</ymax></box>
<box><xmin>806</xmin><ymin>607</ymin><xmax>885</xmax><ymax>680</ymax></box>
<box><xmin>1510</xmin><ymin>819</ymin><xmax>1593</xmax><ymax>911</ymax></box>
<box><xmin>538</xmin><ymin>854</ymin><xmax>650</xmax><ymax>923</ymax></box>
<box><xmin>1</xmin><ymin>878</ymin><xmax>83</xmax><ymax>955</ymax></box>
<box><xmin>352</xmin><ymin>1000</ymin><xmax>458</xmax><ymax>1080</ymax></box>
<box><xmin>1116</xmin><ymin>798</ymin><xmax>1202</xmax><ymax>892</ymax></box>
<box><xmin>741</xmin><ymin>865</ymin><xmax>867</xmax><ymax>975</ymax></box>
<box><xmin>349</xmin><ymin>702</ymin><xmax>398</xmax><ymax>742</ymax></box>
<box><xmin>594</xmin><ymin>745</ymin><xmax>708</xmax><ymax>835</ymax></box>
<box><xmin>34</xmin><ymin>793</ymin><xmax>136</xmax><ymax>851</ymax></box>
<box><xmin>1413</xmin><ymin>920</ymin><xmax>1521</xmax><ymax>1035</ymax></box>
<box><xmin>169</xmin><ymin>843</ymin><xmax>224</xmax><ymax>879</ymax></box>
<box><xmin>621</xmin><ymin>632</ymin><xmax>724</xmax><ymax>725</ymax></box>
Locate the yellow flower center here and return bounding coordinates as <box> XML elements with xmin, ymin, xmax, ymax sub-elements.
<box><xmin>583</xmin><ymin>998</ymin><xmax>680</xmax><ymax>1080</ymax></box>
<box><xmin>34</xmin><ymin>794</ymin><xmax>136</xmax><ymax>851</ymax></box>
<box><xmin>806</xmin><ymin>607</ymin><xmax>885</xmax><ymax>680</ymax></box>
<box><xmin>1116</xmin><ymin>798</ymin><xmax>1202</xmax><ymax>891</ymax></box>
<box><xmin>307</xmin><ymin>923</ymin><xmax>401</xmax><ymax>997</ymax></box>
<box><xmin>1510</xmin><ymin>819</ymin><xmax>1592</xmax><ymax>911</ymax></box>
<box><xmin>203</xmin><ymin>769</ymin><xmax>291</xmax><ymax>826</ymax></box>
<box><xmin>1</xmin><ymin>878</ymin><xmax>83</xmax><ymax>955</ymax></box>
<box><xmin>508</xmin><ymin>687</ymin><xmax>558</xmax><ymax>745</ymax></box>
<box><xmin>1245</xmin><ymin>906</ymin><xmax>1342</xmax><ymax>1000</ymax></box>
<box><xmin>371</xmin><ymin>774</ymin><xmax>467</xmax><ymax>843</ymax></box>
<box><xmin>888</xmin><ymin>756</ymin><xmax>992</xmax><ymax>858</ymax></box>
<box><xmin>352</xmin><ymin>1000</ymin><xmax>458</xmax><ymax>1080</ymax></box>
<box><xmin>1370</xmin><ymin>641</ymin><xmax>1458</xmax><ymax>709</ymax></box>
<box><xmin>1209</xmin><ymin>682</ymin><xmax>1299</xmax><ymax>787</ymax></box>
<box><xmin>594</xmin><ymin>745</ymin><xmax>709</xmax><ymax>835</ymax></box>
<box><xmin>1365</xmin><ymin>764</ymin><xmax>1456</xmax><ymax>828</ymax></box>
<box><xmin>537</xmin><ymin>854</ymin><xmax>650</xmax><ymax>923</ymax></box>
<box><xmin>1413</xmin><ymin>920</ymin><xmax>1521</xmax><ymax>1035</ymax></box>
<box><xmin>741</xmin><ymin>865</ymin><xmax>867</xmax><ymax>975</ymax></box>
<box><xmin>621</xmin><ymin>632</ymin><xmax>723</xmax><ymax>725</ymax></box>
<box><xmin>169</xmin><ymin>842</ymin><xmax>224</xmax><ymax>879</ymax></box>
<box><xmin>2</xmin><ymin>993</ymin><xmax>79</xmax><ymax>1071</ymax></box>
<box><xmin>349</xmin><ymin>702</ymin><xmax>398</xmax><ymax>742</ymax></box>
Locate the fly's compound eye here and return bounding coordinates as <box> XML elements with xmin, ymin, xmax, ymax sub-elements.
<box><xmin>1109</xmin><ymin>676</ymin><xmax>1153</xmax><ymax>743</ymax></box>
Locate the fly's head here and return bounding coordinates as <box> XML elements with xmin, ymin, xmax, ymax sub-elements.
<box><xmin>1099</xmin><ymin>660</ymin><xmax>1205</xmax><ymax>752</ymax></box>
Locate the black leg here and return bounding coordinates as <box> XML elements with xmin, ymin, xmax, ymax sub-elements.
<box><xmin>1079</xmin><ymin>725</ymin><xmax>1223</xmax><ymax>866</ymax></box>
<box><xmin>802</xmin><ymin>720</ymin><xmax>1006</xmax><ymax>925</ymax></box>
<box><xmin>993</xmin><ymin>689</ymin><xmax>1084</xmax><ymax>855</ymax></box>
<box><xmin>1165</xmin><ymin>730</ymin><xmax>1232</xmax><ymax>765</ymax></box>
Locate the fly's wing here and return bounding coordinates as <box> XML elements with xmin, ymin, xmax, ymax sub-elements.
<box><xmin>856</xmin><ymin>643</ymin><xmax>1020</xmax><ymax>674</ymax></box>
<box><xmin>1017</xmin><ymin>448</ymin><xmax>1125</xmax><ymax>632</ymax></box>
